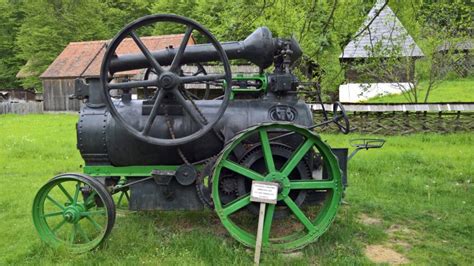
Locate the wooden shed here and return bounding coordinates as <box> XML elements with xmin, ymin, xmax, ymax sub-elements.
<box><xmin>39</xmin><ymin>34</ymin><xmax>193</xmax><ymax>111</ymax></box>
<box><xmin>437</xmin><ymin>40</ymin><xmax>473</xmax><ymax>77</ymax></box>
<box><xmin>0</xmin><ymin>89</ymin><xmax>36</xmax><ymax>102</ymax></box>
<box><xmin>339</xmin><ymin>1</ymin><xmax>424</xmax><ymax>102</ymax></box>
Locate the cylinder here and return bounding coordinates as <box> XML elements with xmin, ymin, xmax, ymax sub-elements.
<box><xmin>78</xmin><ymin>98</ymin><xmax>313</xmax><ymax>166</ymax></box>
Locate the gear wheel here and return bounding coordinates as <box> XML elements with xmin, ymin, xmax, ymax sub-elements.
<box><xmin>236</xmin><ymin>143</ymin><xmax>313</xmax><ymax>218</ymax></box>
<box><xmin>196</xmin><ymin>156</ymin><xmax>216</xmax><ymax>209</ymax></box>
<box><xmin>220</xmin><ymin>177</ymin><xmax>237</xmax><ymax>195</ymax></box>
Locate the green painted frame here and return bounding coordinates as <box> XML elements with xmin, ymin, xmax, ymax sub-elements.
<box><xmin>230</xmin><ymin>74</ymin><xmax>268</xmax><ymax>100</ymax></box>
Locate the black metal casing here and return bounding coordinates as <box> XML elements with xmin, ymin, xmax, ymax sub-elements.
<box><xmin>77</xmin><ymin>85</ymin><xmax>314</xmax><ymax>166</ymax></box>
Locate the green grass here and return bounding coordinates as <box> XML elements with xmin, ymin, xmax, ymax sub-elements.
<box><xmin>367</xmin><ymin>77</ymin><xmax>474</xmax><ymax>103</ymax></box>
<box><xmin>0</xmin><ymin>114</ymin><xmax>473</xmax><ymax>265</ymax></box>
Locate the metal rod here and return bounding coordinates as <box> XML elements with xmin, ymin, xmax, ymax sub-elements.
<box><xmin>112</xmin><ymin>176</ymin><xmax>154</xmax><ymax>194</ymax></box>
<box><xmin>348</xmin><ymin>148</ymin><xmax>364</xmax><ymax>161</ymax></box>
<box><xmin>268</xmin><ymin>119</ymin><xmax>335</xmax><ymax>142</ymax></box>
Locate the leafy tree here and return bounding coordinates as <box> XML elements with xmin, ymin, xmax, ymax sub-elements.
<box><xmin>1</xmin><ymin>0</ymin><xmax>468</xmax><ymax>101</ymax></box>
<box><xmin>103</xmin><ymin>0</ymin><xmax>154</xmax><ymax>34</ymax></box>
<box><xmin>0</xmin><ymin>0</ymin><xmax>25</xmax><ymax>89</ymax></box>
<box><xmin>16</xmin><ymin>0</ymin><xmax>110</xmax><ymax>90</ymax></box>
<box><xmin>352</xmin><ymin>1</ymin><xmax>473</xmax><ymax>102</ymax></box>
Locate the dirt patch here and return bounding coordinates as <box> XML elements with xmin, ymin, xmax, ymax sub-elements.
<box><xmin>358</xmin><ymin>213</ymin><xmax>382</xmax><ymax>226</ymax></box>
<box><xmin>385</xmin><ymin>224</ymin><xmax>417</xmax><ymax>251</ymax></box>
<box><xmin>365</xmin><ymin>245</ymin><xmax>410</xmax><ymax>265</ymax></box>
<box><xmin>386</xmin><ymin>224</ymin><xmax>416</xmax><ymax>236</ymax></box>
<box><xmin>281</xmin><ymin>251</ymin><xmax>304</xmax><ymax>259</ymax></box>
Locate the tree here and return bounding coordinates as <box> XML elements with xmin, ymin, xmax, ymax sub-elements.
<box><xmin>344</xmin><ymin>1</ymin><xmax>472</xmax><ymax>103</ymax></box>
<box><xmin>416</xmin><ymin>1</ymin><xmax>473</xmax><ymax>102</ymax></box>
<box><xmin>15</xmin><ymin>0</ymin><xmax>110</xmax><ymax>90</ymax></box>
<box><xmin>0</xmin><ymin>0</ymin><xmax>25</xmax><ymax>89</ymax></box>
<box><xmin>103</xmin><ymin>0</ymin><xmax>154</xmax><ymax>34</ymax></box>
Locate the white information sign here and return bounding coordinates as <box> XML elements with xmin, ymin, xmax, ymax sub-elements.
<box><xmin>250</xmin><ymin>181</ymin><xmax>279</xmax><ymax>204</ymax></box>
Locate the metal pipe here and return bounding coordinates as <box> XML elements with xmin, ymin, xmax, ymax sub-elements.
<box><xmin>108</xmin><ymin>27</ymin><xmax>302</xmax><ymax>73</ymax></box>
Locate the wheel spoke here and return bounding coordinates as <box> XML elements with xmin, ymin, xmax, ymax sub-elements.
<box><xmin>221</xmin><ymin>160</ymin><xmax>265</xmax><ymax>180</ymax></box>
<box><xmin>69</xmin><ymin>224</ymin><xmax>76</xmax><ymax>244</ymax></box>
<box><xmin>142</xmin><ymin>89</ymin><xmax>165</xmax><ymax>135</ymax></box>
<box><xmin>52</xmin><ymin>219</ymin><xmax>67</xmax><ymax>233</ymax></box>
<box><xmin>73</xmin><ymin>182</ymin><xmax>80</xmax><ymax>205</ymax></box>
<box><xmin>180</xmin><ymin>74</ymin><xmax>225</xmax><ymax>84</ymax></box>
<box><xmin>82</xmin><ymin>209</ymin><xmax>106</xmax><ymax>216</ymax></box>
<box><xmin>117</xmin><ymin>190</ymin><xmax>130</xmax><ymax>207</ymax></box>
<box><xmin>42</xmin><ymin>211</ymin><xmax>64</xmax><ymax>218</ymax></box>
<box><xmin>283</xmin><ymin>197</ymin><xmax>315</xmax><ymax>232</ymax></box>
<box><xmin>46</xmin><ymin>195</ymin><xmax>65</xmax><ymax>211</ymax></box>
<box><xmin>290</xmin><ymin>180</ymin><xmax>336</xmax><ymax>190</ymax></box>
<box><xmin>85</xmin><ymin>190</ymin><xmax>97</xmax><ymax>206</ymax></box>
<box><xmin>57</xmin><ymin>183</ymin><xmax>73</xmax><ymax>203</ymax></box>
<box><xmin>117</xmin><ymin>191</ymin><xmax>125</xmax><ymax>206</ymax></box>
<box><xmin>170</xmin><ymin>25</ymin><xmax>193</xmax><ymax>72</ymax></box>
<box><xmin>108</xmin><ymin>79</ymin><xmax>157</xmax><ymax>90</ymax></box>
<box><xmin>223</xmin><ymin>194</ymin><xmax>251</xmax><ymax>216</ymax></box>
<box><xmin>281</xmin><ymin>138</ymin><xmax>314</xmax><ymax>176</ymax></box>
<box><xmin>184</xmin><ymin>90</ymin><xmax>200</xmax><ymax>100</ymax></box>
<box><xmin>86</xmin><ymin>216</ymin><xmax>103</xmax><ymax>232</ymax></box>
<box><xmin>172</xmin><ymin>89</ymin><xmax>207</xmax><ymax>127</ymax></box>
<box><xmin>124</xmin><ymin>191</ymin><xmax>130</xmax><ymax>201</ymax></box>
<box><xmin>76</xmin><ymin>223</ymin><xmax>90</xmax><ymax>242</ymax></box>
<box><xmin>259</xmin><ymin>129</ymin><xmax>275</xmax><ymax>173</ymax></box>
<box><xmin>262</xmin><ymin>203</ymin><xmax>275</xmax><ymax>245</ymax></box>
<box><xmin>129</xmin><ymin>30</ymin><xmax>164</xmax><ymax>75</ymax></box>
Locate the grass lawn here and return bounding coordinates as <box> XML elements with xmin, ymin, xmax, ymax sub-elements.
<box><xmin>367</xmin><ymin>77</ymin><xmax>474</xmax><ymax>103</ymax></box>
<box><xmin>0</xmin><ymin>114</ymin><xmax>472</xmax><ymax>265</ymax></box>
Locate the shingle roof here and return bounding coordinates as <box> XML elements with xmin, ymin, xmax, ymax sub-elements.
<box><xmin>340</xmin><ymin>1</ymin><xmax>424</xmax><ymax>59</ymax></box>
<box><xmin>40</xmin><ymin>34</ymin><xmax>194</xmax><ymax>79</ymax></box>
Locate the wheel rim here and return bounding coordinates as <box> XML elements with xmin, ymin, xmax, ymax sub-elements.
<box><xmin>212</xmin><ymin>123</ymin><xmax>343</xmax><ymax>251</ymax></box>
<box><xmin>32</xmin><ymin>174</ymin><xmax>115</xmax><ymax>252</ymax></box>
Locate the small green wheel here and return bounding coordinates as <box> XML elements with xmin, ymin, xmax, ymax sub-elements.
<box><xmin>32</xmin><ymin>173</ymin><xmax>115</xmax><ymax>252</ymax></box>
<box><xmin>212</xmin><ymin>123</ymin><xmax>343</xmax><ymax>251</ymax></box>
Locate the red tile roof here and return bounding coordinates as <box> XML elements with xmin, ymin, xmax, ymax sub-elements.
<box><xmin>40</xmin><ymin>34</ymin><xmax>194</xmax><ymax>79</ymax></box>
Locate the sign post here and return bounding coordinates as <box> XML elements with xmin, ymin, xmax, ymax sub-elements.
<box><xmin>250</xmin><ymin>181</ymin><xmax>279</xmax><ymax>265</ymax></box>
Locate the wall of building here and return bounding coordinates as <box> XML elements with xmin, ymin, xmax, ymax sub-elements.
<box><xmin>42</xmin><ymin>79</ymin><xmax>81</xmax><ymax>111</ymax></box>
<box><xmin>342</xmin><ymin>58</ymin><xmax>416</xmax><ymax>83</ymax></box>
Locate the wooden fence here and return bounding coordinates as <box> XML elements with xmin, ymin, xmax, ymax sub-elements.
<box><xmin>1</xmin><ymin>101</ymin><xmax>473</xmax><ymax>134</ymax></box>
<box><xmin>0</xmin><ymin>102</ymin><xmax>44</xmax><ymax>115</ymax></box>
<box><xmin>309</xmin><ymin>103</ymin><xmax>474</xmax><ymax>135</ymax></box>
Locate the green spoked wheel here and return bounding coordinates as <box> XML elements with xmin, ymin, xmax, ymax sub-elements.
<box><xmin>212</xmin><ymin>123</ymin><xmax>343</xmax><ymax>251</ymax></box>
<box><xmin>32</xmin><ymin>173</ymin><xmax>115</xmax><ymax>252</ymax></box>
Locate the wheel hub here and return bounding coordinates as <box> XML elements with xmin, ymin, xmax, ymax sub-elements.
<box><xmin>263</xmin><ymin>172</ymin><xmax>291</xmax><ymax>200</ymax></box>
<box><xmin>159</xmin><ymin>72</ymin><xmax>179</xmax><ymax>90</ymax></box>
<box><xmin>63</xmin><ymin>204</ymin><xmax>85</xmax><ymax>223</ymax></box>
